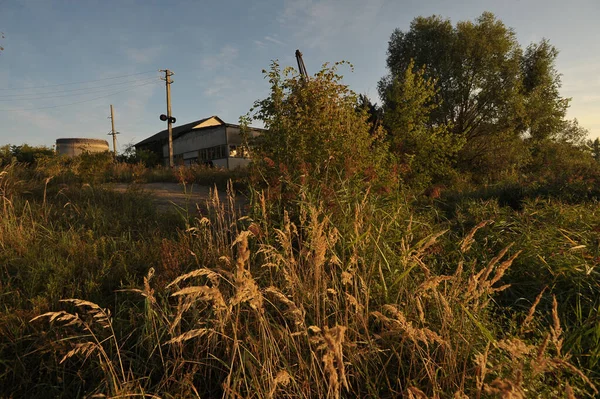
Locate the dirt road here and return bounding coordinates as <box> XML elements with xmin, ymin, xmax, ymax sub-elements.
<box><xmin>107</xmin><ymin>182</ymin><xmax>249</xmax><ymax>214</ymax></box>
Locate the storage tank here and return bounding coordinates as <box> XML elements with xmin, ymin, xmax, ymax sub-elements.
<box><xmin>55</xmin><ymin>138</ymin><xmax>109</xmax><ymax>157</ymax></box>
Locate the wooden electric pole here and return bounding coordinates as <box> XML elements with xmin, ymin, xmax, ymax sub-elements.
<box><xmin>160</xmin><ymin>69</ymin><xmax>174</xmax><ymax>167</ymax></box>
<box><xmin>109</xmin><ymin>104</ymin><xmax>119</xmax><ymax>158</ymax></box>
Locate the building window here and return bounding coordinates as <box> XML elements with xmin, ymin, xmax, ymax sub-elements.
<box><xmin>229</xmin><ymin>145</ymin><xmax>249</xmax><ymax>158</ymax></box>
<box><xmin>197</xmin><ymin>145</ymin><xmax>228</xmax><ymax>162</ymax></box>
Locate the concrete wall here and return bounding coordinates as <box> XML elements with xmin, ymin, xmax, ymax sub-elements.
<box><xmin>228</xmin><ymin>158</ymin><xmax>251</xmax><ymax>169</ymax></box>
<box><xmin>213</xmin><ymin>159</ymin><xmax>228</xmax><ymax>168</ymax></box>
<box><xmin>56</xmin><ymin>139</ymin><xmax>109</xmax><ymax>157</ymax></box>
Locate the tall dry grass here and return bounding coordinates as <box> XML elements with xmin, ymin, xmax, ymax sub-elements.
<box><xmin>1</xmin><ymin>161</ymin><xmax>597</xmax><ymax>397</ymax></box>
<box><xmin>28</xmin><ymin>179</ymin><xmax>598</xmax><ymax>397</ymax></box>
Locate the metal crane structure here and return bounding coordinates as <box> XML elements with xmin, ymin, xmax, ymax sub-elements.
<box><xmin>295</xmin><ymin>49</ymin><xmax>308</xmax><ymax>79</ymax></box>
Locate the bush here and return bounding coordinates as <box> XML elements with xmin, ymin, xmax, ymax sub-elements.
<box><xmin>0</xmin><ymin>144</ymin><xmax>55</xmax><ymax>166</ymax></box>
<box><xmin>249</xmin><ymin>61</ymin><xmax>394</xmax><ymax>204</ymax></box>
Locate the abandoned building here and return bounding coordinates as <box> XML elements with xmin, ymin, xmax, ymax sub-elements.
<box><xmin>134</xmin><ymin>116</ymin><xmax>263</xmax><ymax>169</ymax></box>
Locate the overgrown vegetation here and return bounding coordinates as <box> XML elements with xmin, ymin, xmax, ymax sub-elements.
<box><xmin>1</xmin><ymin>11</ymin><xmax>599</xmax><ymax>398</ymax></box>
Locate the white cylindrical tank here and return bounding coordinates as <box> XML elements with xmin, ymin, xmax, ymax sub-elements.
<box><xmin>55</xmin><ymin>138</ymin><xmax>110</xmax><ymax>157</ymax></box>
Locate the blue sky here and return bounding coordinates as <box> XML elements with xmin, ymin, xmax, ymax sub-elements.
<box><xmin>0</xmin><ymin>0</ymin><xmax>598</xmax><ymax>151</ymax></box>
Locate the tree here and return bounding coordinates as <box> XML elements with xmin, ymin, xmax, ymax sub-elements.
<box><xmin>7</xmin><ymin>144</ymin><xmax>54</xmax><ymax>164</ymax></box>
<box><xmin>554</xmin><ymin>118</ymin><xmax>588</xmax><ymax>145</ymax></box>
<box><xmin>379</xmin><ymin>12</ymin><xmax>572</xmax><ymax>177</ymax></box>
<box><xmin>521</xmin><ymin>39</ymin><xmax>570</xmax><ymax>141</ymax></box>
<box><xmin>356</xmin><ymin>94</ymin><xmax>382</xmax><ymax>135</ymax></box>
<box><xmin>250</xmin><ymin>61</ymin><xmax>391</xmax><ymax>195</ymax></box>
<box><xmin>117</xmin><ymin>143</ymin><xmax>160</xmax><ymax>166</ymax></box>
<box><xmin>586</xmin><ymin>137</ymin><xmax>600</xmax><ymax>163</ymax></box>
<box><xmin>382</xmin><ymin>61</ymin><xmax>463</xmax><ymax>187</ymax></box>
<box><xmin>381</xmin><ymin>13</ymin><xmax>523</xmax><ymax>138</ymax></box>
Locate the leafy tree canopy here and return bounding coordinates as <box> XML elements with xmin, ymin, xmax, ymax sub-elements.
<box><xmin>383</xmin><ymin>60</ymin><xmax>464</xmax><ymax>187</ymax></box>
<box><xmin>379</xmin><ymin>12</ymin><xmax>575</xmax><ymax>176</ymax></box>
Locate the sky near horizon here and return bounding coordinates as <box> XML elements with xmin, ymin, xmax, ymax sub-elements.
<box><xmin>0</xmin><ymin>0</ymin><xmax>598</xmax><ymax>151</ymax></box>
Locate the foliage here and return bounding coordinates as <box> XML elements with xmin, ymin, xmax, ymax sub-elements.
<box><xmin>382</xmin><ymin>60</ymin><xmax>464</xmax><ymax>187</ymax></box>
<box><xmin>356</xmin><ymin>93</ymin><xmax>383</xmax><ymax>135</ymax></box>
<box><xmin>77</xmin><ymin>151</ymin><xmax>114</xmax><ymax>183</ymax></box>
<box><xmin>554</xmin><ymin>118</ymin><xmax>589</xmax><ymax>145</ymax></box>
<box><xmin>524</xmin><ymin>139</ymin><xmax>600</xmax><ymax>200</ymax></box>
<box><xmin>250</xmin><ymin>61</ymin><xmax>393</xmax><ymax>199</ymax></box>
<box><xmin>379</xmin><ymin>12</ymin><xmax>576</xmax><ymax>179</ymax></box>
<box><xmin>380</xmin><ymin>12</ymin><xmax>523</xmax><ymax>139</ymax></box>
<box><xmin>117</xmin><ymin>143</ymin><xmax>161</xmax><ymax>167</ymax></box>
<box><xmin>0</xmin><ymin>143</ymin><xmax>55</xmax><ymax>165</ymax></box>
<box><xmin>521</xmin><ymin>39</ymin><xmax>569</xmax><ymax>141</ymax></box>
<box><xmin>587</xmin><ymin>137</ymin><xmax>600</xmax><ymax>162</ymax></box>
<box><xmin>10</xmin><ymin>147</ymin><xmax>247</xmax><ymax>190</ymax></box>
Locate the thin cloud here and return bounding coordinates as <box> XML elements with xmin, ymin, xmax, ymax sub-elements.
<box><xmin>201</xmin><ymin>45</ymin><xmax>239</xmax><ymax>70</ymax></box>
<box><xmin>204</xmin><ymin>77</ymin><xmax>233</xmax><ymax>97</ymax></box>
<box><xmin>264</xmin><ymin>36</ymin><xmax>285</xmax><ymax>45</ymax></box>
<box><xmin>277</xmin><ymin>0</ymin><xmax>385</xmax><ymax>50</ymax></box>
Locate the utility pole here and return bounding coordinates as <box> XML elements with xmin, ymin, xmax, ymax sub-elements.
<box><xmin>160</xmin><ymin>69</ymin><xmax>175</xmax><ymax>167</ymax></box>
<box><xmin>108</xmin><ymin>104</ymin><xmax>119</xmax><ymax>158</ymax></box>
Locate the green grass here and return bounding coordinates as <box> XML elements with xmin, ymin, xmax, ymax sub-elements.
<box><xmin>0</xmin><ymin>161</ymin><xmax>598</xmax><ymax>398</ymax></box>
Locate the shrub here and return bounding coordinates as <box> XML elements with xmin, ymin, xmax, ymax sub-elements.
<box><xmin>249</xmin><ymin>61</ymin><xmax>394</xmax><ymax>203</ymax></box>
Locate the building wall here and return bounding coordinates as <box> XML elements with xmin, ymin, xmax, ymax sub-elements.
<box><xmin>163</xmin><ymin>125</ymin><xmax>227</xmax><ymax>158</ymax></box>
<box><xmin>158</xmin><ymin>124</ymin><xmax>260</xmax><ymax>169</ymax></box>
<box><xmin>226</xmin><ymin>125</ymin><xmax>261</xmax><ymax>145</ymax></box>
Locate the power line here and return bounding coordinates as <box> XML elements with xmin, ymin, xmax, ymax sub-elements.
<box><xmin>0</xmin><ymin>76</ymin><xmax>159</xmax><ymax>101</ymax></box>
<box><xmin>0</xmin><ymin>70</ymin><xmax>157</xmax><ymax>91</ymax></box>
<box><xmin>0</xmin><ymin>80</ymin><xmax>160</xmax><ymax>112</ymax></box>
<box><xmin>0</xmin><ymin>75</ymin><xmax>159</xmax><ymax>98</ymax></box>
